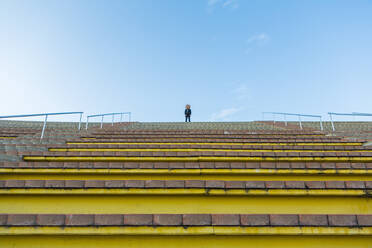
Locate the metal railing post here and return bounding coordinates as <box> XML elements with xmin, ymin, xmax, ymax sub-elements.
<box><xmin>40</xmin><ymin>115</ymin><xmax>48</xmax><ymax>140</ymax></box>
<box><xmin>327</xmin><ymin>112</ymin><xmax>372</xmax><ymax>132</ymax></box>
<box><xmin>129</xmin><ymin>113</ymin><xmax>131</xmax><ymax>122</ymax></box>
<box><xmin>329</xmin><ymin>113</ymin><xmax>335</xmax><ymax>132</ymax></box>
<box><xmin>261</xmin><ymin>112</ymin><xmax>322</xmax><ymax>130</ymax></box>
<box><xmin>86</xmin><ymin>117</ymin><xmax>89</xmax><ymax>130</ymax></box>
<box><xmin>0</xmin><ymin>112</ymin><xmax>84</xmax><ymax>139</ymax></box>
<box><xmin>320</xmin><ymin>117</ymin><xmax>323</xmax><ymax>131</ymax></box>
<box><xmin>85</xmin><ymin>112</ymin><xmax>131</xmax><ymax>130</ymax></box>
<box><xmin>78</xmin><ymin>113</ymin><xmax>82</xmax><ymax>130</ymax></box>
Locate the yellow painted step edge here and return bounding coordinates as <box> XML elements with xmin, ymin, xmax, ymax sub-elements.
<box><xmin>68</xmin><ymin>142</ymin><xmax>363</xmax><ymax>146</ymax></box>
<box><xmin>1</xmin><ymin>226</ymin><xmax>372</xmax><ymax>236</ymax></box>
<box><xmin>49</xmin><ymin>148</ymin><xmax>372</xmax><ymax>153</ymax></box>
<box><xmin>0</xmin><ymin>189</ymin><xmax>368</xmax><ymax>196</ymax></box>
<box><xmin>23</xmin><ymin>156</ymin><xmax>372</xmax><ymax>162</ymax></box>
<box><xmin>1</xmin><ymin>168</ymin><xmax>370</xmax><ymax>175</ymax></box>
<box><xmin>81</xmin><ymin>133</ymin><xmax>327</xmax><ymax>139</ymax></box>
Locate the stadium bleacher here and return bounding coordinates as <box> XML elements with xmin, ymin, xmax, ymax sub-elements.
<box><xmin>0</xmin><ymin>120</ymin><xmax>372</xmax><ymax>247</ymax></box>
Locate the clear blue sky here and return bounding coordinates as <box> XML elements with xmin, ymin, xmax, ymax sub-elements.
<box><xmin>1</xmin><ymin>0</ymin><xmax>372</xmax><ymax>122</ymax></box>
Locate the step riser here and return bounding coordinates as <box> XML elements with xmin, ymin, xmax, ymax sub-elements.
<box><xmin>62</xmin><ymin>145</ymin><xmax>369</xmax><ymax>150</ymax></box>
<box><xmin>48</xmin><ymin>148</ymin><xmax>372</xmax><ymax>153</ymax></box>
<box><xmin>83</xmin><ymin>135</ymin><xmax>329</xmax><ymax>139</ymax></box>
<box><xmin>68</xmin><ymin>142</ymin><xmax>364</xmax><ymax>146</ymax></box>
<box><xmin>1</xmin><ymin>194</ymin><xmax>370</xmax><ymax>214</ymax></box>
<box><xmin>1</xmin><ymin>233</ymin><xmax>372</xmax><ymax>248</ymax></box>
<box><xmin>2</xmin><ymin>173</ymin><xmax>372</xmax><ymax>181</ymax></box>
<box><xmin>22</xmin><ymin>156</ymin><xmax>372</xmax><ymax>163</ymax></box>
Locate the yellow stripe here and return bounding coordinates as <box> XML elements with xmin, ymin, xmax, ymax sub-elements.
<box><xmin>1</xmin><ymin>235</ymin><xmax>371</xmax><ymax>248</ymax></box>
<box><xmin>1</xmin><ymin>235</ymin><xmax>372</xmax><ymax>248</ymax></box>
<box><xmin>23</xmin><ymin>156</ymin><xmax>372</xmax><ymax>162</ymax></box>
<box><xmin>49</xmin><ymin>148</ymin><xmax>372</xmax><ymax>153</ymax></box>
<box><xmin>1</xmin><ymin>168</ymin><xmax>371</xmax><ymax>181</ymax></box>
<box><xmin>83</xmin><ymin>136</ymin><xmax>326</xmax><ymax>140</ymax></box>
<box><xmin>68</xmin><ymin>142</ymin><xmax>363</xmax><ymax>146</ymax></box>
<box><xmin>0</xmin><ymin>188</ymin><xmax>367</xmax><ymax>196</ymax></box>
<box><xmin>1</xmin><ymin>226</ymin><xmax>371</xmax><ymax>236</ymax></box>
<box><xmin>3</xmin><ymin>168</ymin><xmax>371</xmax><ymax>175</ymax></box>
<box><xmin>86</xmin><ymin>133</ymin><xmax>325</xmax><ymax>136</ymax></box>
<box><xmin>0</xmin><ymin>136</ymin><xmax>16</xmax><ymax>139</ymax></box>
<box><xmin>1</xmin><ymin>191</ymin><xmax>370</xmax><ymax>214</ymax></box>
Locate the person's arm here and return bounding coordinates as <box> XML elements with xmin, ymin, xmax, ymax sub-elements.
<box><xmin>190</xmin><ymin>109</ymin><xmax>192</xmax><ymax>115</ymax></box>
<box><xmin>185</xmin><ymin>109</ymin><xmax>187</xmax><ymax>115</ymax></box>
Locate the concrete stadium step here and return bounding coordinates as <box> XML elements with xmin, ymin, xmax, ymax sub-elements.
<box><xmin>24</xmin><ymin>146</ymin><xmax>372</xmax><ymax>155</ymax></box>
<box><xmin>47</xmin><ymin>147</ymin><xmax>372</xmax><ymax>154</ymax></box>
<box><xmin>1</xmin><ymin>120</ymin><xmax>372</xmax><ymax>247</ymax></box>
<box><xmin>1</xmin><ymin>233</ymin><xmax>372</xmax><ymax>248</ymax></box>
<box><xmin>63</xmin><ymin>142</ymin><xmax>368</xmax><ymax>150</ymax></box>
<box><xmin>85</xmin><ymin>130</ymin><xmax>326</xmax><ymax>134</ymax></box>
<box><xmin>1</xmin><ymin>214</ymin><xmax>371</xmax><ymax>248</ymax></box>
<box><xmin>21</xmin><ymin>155</ymin><xmax>372</xmax><ymax>163</ymax></box>
<box><xmin>50</xmin><ymin>142</ymin><xmax>372</xmax><ymax>150</ymax></box>
<box><xmin>121</xmin><ymin>122</ymin><xmax>286</xmax><ymax>130</ymax></box>
<box><xmin>89</xmin><ymin>129</ymin><xmax>321</xmax><ymax>134</ymax></box>
<box><xmin>2</xmin><ymin>168</ymin><xmax>372</xmax><ymax>181</ymax></box>
<box><xmin>68</xmin><ymin>141</ymin><xmax>365</xmax><ymax>146</ymax></box>
<box><xmin>88</xmin><ymin>133</ymin><xmax>325</xmax><ymax>137</ymax></box>
<box><xmin>77</xmin><ymin>137</ymin><xmax>345</xmax><ymax>143</ymax></box>
<box><xmin>0</xmin><ymin>180</ymin><xmax>371</xmax><ymax>214</ymax></box>
<box><xmin>1</xmin><ymin>213</ymin><xmax>371</xmax><ymax>232</ymax></box>
<box><xmin>5</xmin><ymin>161</ymin><xmax>372</xmax><ymax>169</ymax></box>
<box><xmin>81</xmin><ymin>134</ymin><xmax>328</xmax><ymax>139</ymax></box>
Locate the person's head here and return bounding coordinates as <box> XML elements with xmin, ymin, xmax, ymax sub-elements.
<box><xmin>185</xmin><ymin>104</ymin><xmax>191</xmax><ymax>109</ymax></box>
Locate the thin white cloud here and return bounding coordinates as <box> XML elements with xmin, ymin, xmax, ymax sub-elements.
<box><xmin>208</xmin><ymin>0</ymin><xmax>220</xmax><ymax>6</ymax></box>
<box><xmin>247</xmin><ymin>33</ymin><xmax>270</xmax><ymax>44</ymax></box>
<box><xmin>210</xmin><ymin>107</ymin><xmax>242</xmax><ymax>121</ymax></box>
<box><xmin>231</xmin><ymin>84</ymin><xmax>249</xmax><ymax>100</ymax></box>
<box><xmin>245</xmin><ymin>33</ymin><xmax>270</xmax><ymax>54</ymax></box>
<box><xmin>222</xmin><ymin>0</ymin><xmax>239</xmax><ymax>9</ymax></box>
<box><xmin>207</xmin><ymin>0</ymin><xmax>239</xmax><ymax>12</ymax></box>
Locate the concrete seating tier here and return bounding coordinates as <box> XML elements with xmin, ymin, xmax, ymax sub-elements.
<box><xmin>0</xmin><ymin>121</ymin><xmax>371</xmax><ymax>247</ymax></box>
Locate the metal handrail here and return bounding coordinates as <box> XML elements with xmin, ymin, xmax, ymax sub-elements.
<box><xmin>86</xmin><ymin>112</ymin><xmax>131</xmax><ymax>129</ymax></box>
<box><xmin>0</xmin><ymin>112</ymin><xmax>83</xmax><ymax>139</ymax></box>
<box><xmin>262</xmin><ymin>112</ymin><xmax>323</xmax><ymax>130</ymax></box>
<box><xmin>352</xmin><ymin>112</ymin><xmax>372</xmax><ymax>116</ymax></box>
<box><xmin>328</xmin><ymin>112</ymin><xmax>372</xmax><ymax>131</ymax></box>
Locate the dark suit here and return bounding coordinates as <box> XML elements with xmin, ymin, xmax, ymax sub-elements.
<box><xmin>185</xmin><ymin>109</ymin><xmax>191</xmax><ymax>122</ymax></box>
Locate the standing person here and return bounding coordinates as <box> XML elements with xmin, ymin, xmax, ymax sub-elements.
<box><xmin>185</xmin><ymin>104</ymin><xmax>191</xmax><ymax>122</ymax></box>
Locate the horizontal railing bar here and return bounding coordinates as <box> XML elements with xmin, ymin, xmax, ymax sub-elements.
<box><xmin>352</xmin><ymin>112</ymin><xmax>372</xmax><ymax>117</ymax></box>
<box><xmin>262</xmin><ymin>112</ymin><xmax>321</xmax><ymax>118</ymax></box>
<box><xmin>87</xmin><ymin>112</ymin><xmax>131</xmax><ymax>118</ymax></box>
<box><xmin>86</xmin><ymin>112</ymin><xmax>131</xmax><ymax>130</ymax></box>
<box><xmin>328</xmin><ymin>112</ymin><xmax>356</xmax><ymax>116</ymax></box>
<box><xmin>0</xmin><ymin>112</ymin><xmax>83</xmax><ymax>119</ymax></box>
<box><xmin>328</xmin><ymin>112</ymin><xmax>372</xmax><ymax>132</ymax></box>
<box><xmin>262</xmin><ymin>112</ymin><xmax>323</xmax><ymax>131</ymax></box>
<box><xmin>0</xmin><ymin>112</ymin><xmax>84</xmax><ymax>139</ymax></box>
